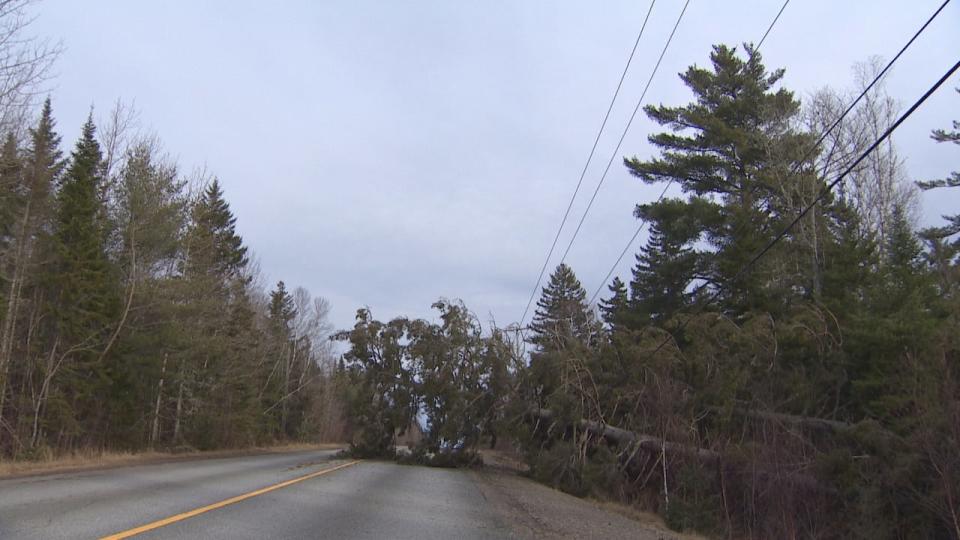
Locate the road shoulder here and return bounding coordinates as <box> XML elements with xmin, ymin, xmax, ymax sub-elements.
<box><xmin>0</xmin><ymin>443</ymin><xmax>344</xmax><ymax>480</ymax></box>
<box><xmin>470</xmin><ymin>466</ymin><xmax>698</xmax><ymax>539</ymax></box>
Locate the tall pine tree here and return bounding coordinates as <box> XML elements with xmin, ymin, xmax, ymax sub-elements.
<box><xmin>625</xmin><ymin>45</ymin><xmax>814</xmax><ymax>316</ymax></box>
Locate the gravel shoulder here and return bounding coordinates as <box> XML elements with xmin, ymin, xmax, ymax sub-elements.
<box><xmin>470</xmin><ymin>454</ymin><xmax>701</xmax><ymax>539</ymax></box>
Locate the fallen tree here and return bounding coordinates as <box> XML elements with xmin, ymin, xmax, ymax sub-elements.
<box><xmin>529</xmin><ymin>407</ymin><xmax>829</xmax><ymax>492</ymax></box>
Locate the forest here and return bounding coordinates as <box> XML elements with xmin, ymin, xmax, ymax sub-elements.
<box><xmin>0</xmin><ymin>1</ymin><xmax>957</xmax><ymax>537</ymax></box>
<box><xmin>333</xmin><ymin>47</ymin><xmax>960</xmax><ymax>538</ymax></box>
<box><xmin>0</xmin><ymin>2</ymin><xmax>341</xmax><ymax>455</ymax></box>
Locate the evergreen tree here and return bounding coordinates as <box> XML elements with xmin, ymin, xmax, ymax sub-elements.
<box><xmin>187</xmin><ymin>179</ymin><xmax>248</xmax><ymax>284</ymax></box>
<box><xmin>0</xmin><ymin>133</ymin><xmax>21</xmax><ymax>255</ymax></box>
<box><xmin>262</xmin><ymin>280</ymin><xmax>296</xmax><ymax>437</ymax></box>
<box><xmin>49</xmin><ymin>115</ymin><xmax>118</xmax><ymax>342</ymax></box>
<box><xmin>335</xmin><ymin>308</ymin><xmax>417</xmax><ymax>457</ymax></box>
<box><xmin>916</xmin><ymin>88</ymin><xmax>959</xmax><ymax>289</ymax></box>
<box><xmin>176</xmin><ymin>178</ymin><xmax>256</xmax><ymax>448</ymax></box>
<box><xmin>598</xmin><ymin>277</ymin><xmax>628</xmax><ymax>331</ymax></box>
<box><xmin>849</xmin><ymin>206</ymin><xmax>938</xmax><ymax>423</ymax></box>
<box><xmin>41</xmin><ymin>114</ymin><xmax>119</xmax><ymax>446</ymax></box>
<box><xmin>625</xmin><ymin>45</ymin><xmax>814</xmax><ymax>315</ymax></box>
<box><xmin>529</xmin><ymin>263</ymin><xmax>597</xmax><ymax>352</ymax></box>
<box><xmin>526</xmin><ymin>263</ymin><xmax>599</xmax><ymax>416</ymax></box>
<box><xmin>628</xmin><ymin>202</ymin><xmax>700</xmax><ymax>326</ymax></box>
<box><xmin>0</xmin><ymin>99</ymin><xmax>63</xmax><ymax>443</ymax></box>
<box><xmin>268</xmin><ymin>280</ymin><xmax>295</xmax><ymax>337</ymax></box>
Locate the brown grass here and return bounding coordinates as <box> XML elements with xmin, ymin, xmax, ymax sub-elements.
<box><xmin>591</xmin><ymin>499</ymin><xmax>707</xmax><ymax>540</ymax></box>
<box><xmin>0</xmin><ymin>442</ymin><xmax>345</xmax><ymax>479</ymax></box>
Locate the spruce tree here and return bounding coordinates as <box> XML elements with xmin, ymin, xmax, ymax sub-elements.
<box><xmin>849</xmin><ymin>206</ymin><xmax>938</xmax><ymax>423</ymax></box>
<box><xmin>49</xmin><ymin>115</ymin><xmax>118</xmax><ymax>343</ymax></box>
<box><xmin>526</xmin><ymin>263</ymin><xmax>599</xmax><ymax>415</ymax></box>
<box><xmin>598</xmin><ymin>277</ymin><xmax>628</xmax><ymax>331</ymax></box>
<box><xmin>263</xmin><ymin>280</ymin><xmax>296</xmax><ymax>437</ymax></box>
<box><xmin>41</xmin><ymin>115</ymin><xmax>119</xmax><ymax>445</ymax></box>
<box><xmin>268</xmin><ymin>280</ymin><xmax>295</xmax><ymax>337</ymax></box>
<box><xmin>529</xmin><ymin>263</ymin><xmax>597</xmax><ymax>352</ymax></box>
<box><xmin>187</xmin><ymin>179</ymin><xmax>249</xmax><ymax>284</ymax></box>
<box><xmin>178</xmin><ymin>178</ymin><xmax>255</xmax><ymax>447</ymax></box>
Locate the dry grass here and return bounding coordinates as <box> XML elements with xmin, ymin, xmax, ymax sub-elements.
<box><xmin>591</xmin><ymin>499</ymin><xmax>706</xmax><ymax>540</ymax></box>
<box><xmin>0</xmin><ymin>442</ymin><xmax>345</xmax><ymax>479</ymax></box>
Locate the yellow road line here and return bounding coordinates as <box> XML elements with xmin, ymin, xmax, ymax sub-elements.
<box><xmin>100</xmin><ymin>460</ymin><xmax>361</xmax><ymax>539</ymax></box>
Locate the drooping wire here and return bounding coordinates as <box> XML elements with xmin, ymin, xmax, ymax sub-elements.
<box><xmin>554</xmin><ymin>0</ymin><xmax>692</xmax><ymax>271</ymax></box>
<box><xmin>518</xmin><ymin>0</ymin><xmax>658</xmax><ymax>326</ymax></box>
<box><xmin>587</xmin><ymin>0</ymin><xmax>796</xmax><ymax>306</ymax></box>
<box><xmin>756</xmin><ymin>0</ymin><xmax>790</xmax><ymax>51</ymax></box>
<box><xmin>646</xmin><ymin>56</ymin><xmax>960</xmax><ymax>358</ymax></box>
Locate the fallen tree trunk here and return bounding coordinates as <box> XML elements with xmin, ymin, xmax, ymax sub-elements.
<box><xmin>713</xmin><ymin>405</ymin><xmax>852</xmax><ymax>433</ymax></box>
<box><xmin>534</xmin><ymin>407</ymin><xmax>719</xmax><ymax>464</ymax></box>
<box><xmin>530</xmin><ymin>408</ymin><xmax>829</xmax><ymax>492</ymax></box>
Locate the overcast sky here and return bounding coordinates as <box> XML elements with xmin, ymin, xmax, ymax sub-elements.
<box><xmin>32</xmin><ymin>0</ymin><xmax>960</xmax><ymax>331</ymax></box>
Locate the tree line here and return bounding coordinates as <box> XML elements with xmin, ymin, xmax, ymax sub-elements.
<box><xmin>336</xmin><ymin>45</ymin><xmax>960</xmax><ymax>538</ymax></box>
<box><xmin>0</xmin><ymin>99</ymin><xmax>341</xmax><ymax>457</ymax></box>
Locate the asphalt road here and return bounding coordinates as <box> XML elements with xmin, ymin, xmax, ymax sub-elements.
<box><xmin>0</xmin><ymin>450</ymin><xmax>513</xmax><ymax>539</ymax></box>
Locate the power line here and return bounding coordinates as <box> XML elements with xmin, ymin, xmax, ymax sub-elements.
<box><xmin>518</xmin><ymin>0</ymin><xmax>658</xmax><ymax>327</ymax></box>
<box><xmin>756</xmin><ymin>0</ymin><xmax>790</xmax><ymax>51</ymax></box>
<box><xmin>587</xmin><ymin>180</ymin><xmax>671</xmax><ymax>305</ymax></box>
<box><xmin>587</xmin><ymin>0</ymin><xmax>794</xmax><ymax>306</ymax></box>
<box><xmin>647</xmin><ymin>56</ymin><xmax>960</xmax><ymax>358</ymax></box>
<box><xmin>555</xmin><ymin>0</ymin><xmax>691</xmax><ymax>271</ymax></box>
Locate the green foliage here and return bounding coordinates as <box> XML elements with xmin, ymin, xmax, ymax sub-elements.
<box><xmin>507</xmin><ymin>47</ymin><xmax>960</xmax><ymax>539</ymax></box>
<box><xmin>49</xmin><ymin>116</ymin><xmax>119</xmax><ymax>341</ymax></box>
<box><xmin>409</xmin><ymin>300</ymin><xmax>502</xmax><ymax>454</ymax></box>
<box><xmin>335</xmin><ymin>300</ymin><xmax>513</xmax><ymax>462</ymax></box>
<box><xmin>335</xmin><ymin>308</ymin><xmax>417</xmax><ymax>458</ymax></box>
<box><xmin>0</xmin><ymin>103</ymin><xmax>334</xmax><ymax>457</ymax></box>
<box><xmin>625</xmin><ymin>44</ymin><xmax>815</xmax><ymax>316</ymax></box>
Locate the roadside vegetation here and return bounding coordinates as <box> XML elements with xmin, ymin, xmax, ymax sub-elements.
<box><xmin>0</xmin><ymin>1</ymin><xmax>343</xmax><ymax>461</ymax></box>
<box><xmin>0</xmin><ymin>1</ymin><xmax>957</xmax><ymax>537</ymax></box>
<box><xmin>334</xmin><ymin>47</ymin><xmax>960</xmax><ymax>538</ymax></box>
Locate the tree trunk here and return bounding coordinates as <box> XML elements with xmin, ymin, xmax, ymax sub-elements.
<box><xmin>0</xmin><ymin>195</ymin><xmax>34</xmax><ymax>428</ymax></box>
<box><xmin>150</xmin><ymin>353</ymin><xmax>167</xmax><ymax>448</ymax></box>
<box><xmin>173</xmin><ymin>359</ymin><xmax>184</xmax><ymax>443</ymax></box>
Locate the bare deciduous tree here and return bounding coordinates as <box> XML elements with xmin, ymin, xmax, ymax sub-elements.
<box><xmin>806</xmin><ymin>57</ymin><xmax>918</xmax><ymax>248</ymax></box>
<box><xmin>0</xmin><ymin>0</ymin><xmax>60</xmax><ymax>136</ymax></box>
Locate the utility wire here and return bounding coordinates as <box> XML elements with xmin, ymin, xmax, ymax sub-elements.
<box><xmin>518</xmin><ymin>0</ymin><xmax>658</xmax><ymax>326</ymax></box>
<box><xmin>588</xmin><ymin>0</ymin><xmax>793</xmax><ymax>306</ymax></box>
<box><xmin>647</xmin><ymin>56</ymin><xmax>960</xmax><ymax>358</ymax></box>
<box><xmin>755</xmin><ymin>0</ymin><xmax>790</xmax><ymax>51</ymax></box>
<box><xmin>554</xmin><ymin>0</ymin><xmax>691</xmax><ymax>273</ymax></box>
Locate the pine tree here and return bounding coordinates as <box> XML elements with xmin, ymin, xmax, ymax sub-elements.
<box><xmin>628</xmin><ymin>202</ymin><xmax>700</xmax><ymax>326</ymax></box>
<box><xmin>625</xmin><ymin>45</ymin><xmax>813</xmax><ymax>315</ymax></box>
<box><xmin>335</xmin><ymin>308</ymin><xmax>417</xmax><ymax>457</ymax></box>
<box><xmin>916</xmin><ymin>88</ymin><xmax>959</xmax><ymax>289</ymax></box>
